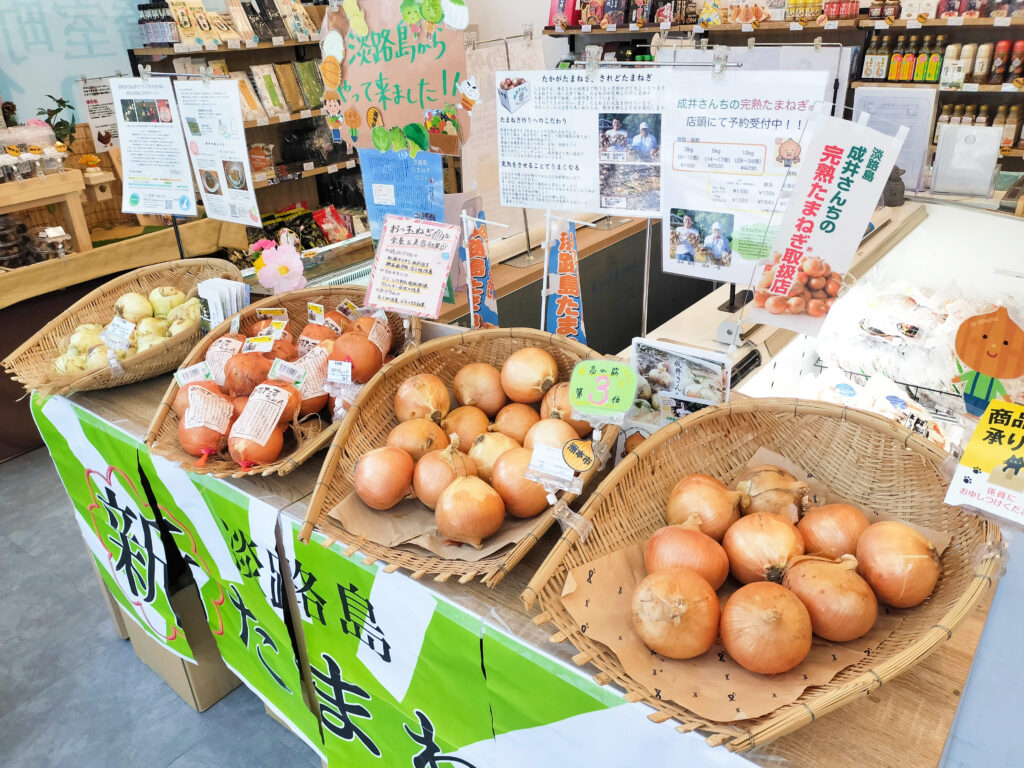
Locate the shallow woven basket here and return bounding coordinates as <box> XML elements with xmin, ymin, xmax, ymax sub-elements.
<box><xmin>143</xmin><ymin>286</ymin><xmax>416</xmax><ymax>478</ymax></box>
<box><xmin>522</xmin><ymin>398</ymin><xmax>1001</xmax><ymax>751</ymax></box>
<box><xmin>299</xmin><ymin>327</ymin><xmax>619</xmax><ymax>587</ymax></box>
<box><xmin>3</xmin><ymin>259</ymin><xmax>241</xmax><ymax>396</ymax></box>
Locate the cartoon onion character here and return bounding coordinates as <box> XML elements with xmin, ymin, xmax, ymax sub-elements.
<box><xmin>777</xmin><ymin>138</ymin><xmax>801</xmax><ymax>168</ymax></box>
<box><xmin>343</xmin><ymin>106</ymin><xmax>361</xmax><ymax>142</ymax></box>
<box><xmin>953</xmin><ymin>306</ymin><xmax>1024</xmax><ymax>417</ymax></box>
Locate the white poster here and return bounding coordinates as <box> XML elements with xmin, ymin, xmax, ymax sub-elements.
<box><xmin>174</xmin><ymin>78</ymin><xmax>261</xmax><ymax>227</ymax></box>
<box><xmin>496</xmin><ymin>69</ymin><xmax>667</xmax><ymax>217</ymax></box>
<box><xmin>110</xmin><ymin>77</ymin><xmax>197</xmax><ymax>218</ymax></box>
<box><xmin>852</xmin><ymin>86</ymin><xmax>937</xmax><ymax>192</ymax></box>
<box><xmin>660</xmin><ymin>70</ymin><xmax>828</xmax><ymax>287</ymax></box>
<box><xmin>73</xmin><ymin>77</ymin><xmax>120</xmax><ymax>153</ymax></box>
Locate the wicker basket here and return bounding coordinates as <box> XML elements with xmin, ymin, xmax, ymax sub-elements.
<box><xmin>299</xmin><ymin>327</ymin><xmax>620</xmax><ymax>587</ymax></box>
<box><xmin>3</xmin><ymin>259</ymin><xmax>241</xmax><ymax>396</ymax></box>
<box><xmin>143</xmin><ymin>285</ymin><xmax>416</xmax><ymax>478</ymax></box>
<box><xmin>522</xmin><ymin>398</ymin><xmax>1001</xmax><ymax>751</ymax></box>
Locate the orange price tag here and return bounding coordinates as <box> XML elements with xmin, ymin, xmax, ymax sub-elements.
<box><xmin>917</xmin><ymin>12</ymin><xmax>929</xmax><ymax>21</ymax></box>
<box><xmin>885</xmin><ymin>15</ymin><xmax>896</xmax><ymax>24</ymax></box>
<box><xmin>1015</xmin><ymin>77</ymin><xmax>1024</xmax><ymax>90</ymax></box>
<box><xmin>1000</xmin><ymin>146</ymin><xmax>1014</xmax><ymax>156</ymax></box>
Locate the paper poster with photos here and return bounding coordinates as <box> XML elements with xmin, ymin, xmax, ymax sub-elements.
<box><xmin>660</xmin><ymin>70</ymin><xmax>829</xmax><ymax>287</ymax></box>
<box><xmin>630</xmin><ymin>338</ymin><xmax>731</xmax><ymax>423</ymax></box>
<box><xmin>496</xmin><ymin>69</ymin><xmax>667</xmax><ymax>217</ymax></box>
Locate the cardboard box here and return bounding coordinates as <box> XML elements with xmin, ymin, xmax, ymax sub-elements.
<box><xmin>124</xmin><ymin>583</ymin><xmax>240</xmax><ymax>712</ymax></box>
<box><xmin>89</xmin><ymin>556</ymin><xmax>130</xmax><ymax>641</ymax></box>
<box><xmin>497</xmin><ymin>80</ymin><xmax>530</xmax><ymax>114</ymax></box>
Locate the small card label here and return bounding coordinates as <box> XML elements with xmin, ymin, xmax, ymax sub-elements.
<box><xmin>300</xmin><ymin>109</ymin><xmax>313</xmax><ymax>119</ymax></box>
<box><xmin>874</xmin><ymin>20</ymin><xmax>888</xmax><ymax>29</ymax></box>
<box><xmin>345</xmin><ymin>159</ymin><xmax>356</xmax><ymax>169</ymax></box>
<box><xmin>255</xmin><ymin>116</ymin><xmax>269</xmax><ymax>126</ymax></box>
<box><xmin>581</xmin><ymin>24</ymin><xmax>592</xmax><ymax>32</ymax></box>
<box><xmin>327</xmin><ymin>360</ymin><xmax>352</xmax><ymax>383</ymax></box>
<box><xmin>526</xmin><ymin>443</ymin><xmax>580</xmax><ymax>494</ymax></box>
<box><xmin>962</xmin><ymin>82</ymin><xmax>980</xmax><ymax>92</ymax></box>
<box><xmin>174</xmin><ymin>361</ymin><xmax>213</xmax><ymax>386</ymax></box>
<box><xmin>1002</xmin><ymin>82</ymin><xmax>1020</xmax><ymax>92</ymax></box>
<box><xmin>245</xmin><ymin>38</ymin><xmax>259</xmax><ymax>48</ymax></box>
<box><xmin>241</xmin><ymin>335</ymin><xmax>274</xmax><ymax>353</ymax></box>
<box><xmin>101</xmin><ymin>316</ymin><xmax>136</xmax><ymax>351</ymax></box>
<box><xmin>303</xmin><ymin>161</ymin><xmax>315</xmax><ymax>172</ymax></box>
<box><xmin>372</xmin><ymin>183</ymin><xmax>396</xmax><ymax>206</ymax></box>
<box><xmin>272</xmin><ymin>36</ymin><xmax>285</xmax><ymax>46</ymax></box>
<box><xmin>173</xmin><ymin>42</ymin><xmax>188</xmax><ymax>53</ymax></box>
<box><xmin>268</xmin><ymin>319</ymin><xmax>288</xmax><ymax>339</ymax></box>
<box><xmin>327</xmin><ymin>163</ymin><xmax>339</xmax><ymax>174</ymax></box>
<box><xmin>629</xmin><ymin>23</ymin><xmax>639</xmax><ymax>31</ymax></box>
<box><xmin>741</xmin><ymin>22</ymin><xmax>754</xmax><ymax>31</ymax></box>
<box><xmin>660</xmin><ymin>21</ymin><xmax>671</xmax><ymax>29</ymax></box>
<box><xmin>269</xmin><ymin>357</ymin><xmax>307</xmax><ymax>387</ymax></box>
<box><xmin>824</xmin><ymin>20</ymin><xmax>839</xmax><ymax>29</ymax></box>
<box><xmin>693</xmin><ymin>24</ymin><xmax>704</xmax><ymax>33</ymax></box>
<box><xmin>995</xmin><ymin>16</ymin><xmax>1012</xmax><ymax>26</ymax></box>
<box><xmin>307</xmin><ymin>302</ymin><xmax>325</xmax><ymax>324</ymax></box>
<box><xmin>606</xmin><ymin>24</ymin><xmax>617</xmax><ymax>31</ymax></box>
<box><xmin>789</xmin><ymin>22</ymin><xmax>803</xmax><ymax>31</ymax></box>
<box><xmin>946</xmin><ymin>16</ymin><xmax>964</xmax><ymax>25</ymax></box>
<box><xmin>297</xmin><ymin>33</ymin><xmax>310</xmax><ymax>43</ymax></box>
<box><xmin>257</xmin><ymin>307</ymin><xmax>288</xmax><ymax>319</ymax></box>
<box><xmin>204</xmin><ymin>40</ymin><xmax>220</xmax><ymax>51</ymax></box>
<box><xmin>907</xmin><ymin>19</ymin><xmax>922</xmax><ymax>29</ymax></box>
<box><xmin>227</xmin><ymin>39</ymin><xmax>242</xmax><ymax>49</ymax></box>
<box><xmin>230</xmin><ymin>315</ymin><xmax>241</xmax><ymax>334</ymax></box>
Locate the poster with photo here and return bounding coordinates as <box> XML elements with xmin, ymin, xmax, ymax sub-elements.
<box><xmin>173</xmin><ymin>78</ymin><xmax>260</xmax><ymax>227</ymax></box>
<box><xmin>110</xmin><ymin>77</ymin><xmax>197</xmax><ymax>218</ymax></box>
<box><xmin>496</xmin><ymin>69</ymin><xmax>667</xmax><ymax>217</ymax></box>
<box><xmin>74</xmin><ymin>77</ymin><xmax>119</xmax><ymax>153</ymax></box>
<box><xmin>660</xmin><ymin>70</ymin><xmax>829</xmax><ymax>287</ymax></box>
<box><xmin>630</xmin><ymin>338</ymin><xmax>731</xmax><ymax>421</ymax></box>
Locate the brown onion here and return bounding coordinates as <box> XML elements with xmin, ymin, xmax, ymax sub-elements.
<box><xmin>441</xmin><ymin>406</ymin><xmax>490</xmax><ymax>452</ymax></box>
<box><xmin>524</xmin><ymin>418</ymin><xmax>578</xmax><ymax>451</ymax></box>
<box><xmin>490</xmin><ymin>448</ymin><xmax>548</xmax><ymax>519</ymax></box>
<box><xmin>783</xmin><ymin>555</ymin><xmax>878</xmax><ymax>642</ymax></box>
<box><xmin>736</xmin><ymin>465</ymin><xmax>813</xmax><ymax>523</ymax></box>
<box><xmin>856</xmin><ymin>521</ymin><xmax>940</xmax><ymax>608</ymax></box>
<box><xmin>412</xmin><ymin>443</ymin><xmax>477</xmax><ymax>510</ymax></box>
<box><xmin>468</xmin><ymin>432</ymin><xmax>520</xmax><ymax>483</ymax></box>
<box><xmin>722</xmin><ymin>513</ymin><xmax>805</xmax><ymax>584</ymax></box>
<box><xmin>631</xmin><ymin>568</ymin><xmax>720</xmax><ymax>659</ymax></box>
<box><xmin>797</xmin><ymin>503</ymin><xmax>870</xmax><ymax>559</ymax></box>
<box><xmin>644</xmin><ymin>520</ymin><xmax>730</xmax><ymax>589</ymax></box>
<box><xmin>228</xmin><ymin>427</ymin><xmax>285</xmax><ymax>469</ymax></box>
<box><xmin>491</xmin><ymin>403</ymin><xmax>540</xmax><ymax>444</ymax></box>
<box><xmin>721</xmin><ymin>582</ymin><xmax>812</xmax><ymax>675</ymax></box>
<box><xmin>177</xmin><ymin>404</ymin><xmax>229</xmax><ymax>464</ymax></box>
<box><xmin>231</xmin><ymin>396</ymin><xmax>249</xmax><ymax>421</ymax></box>
<box><xmin>172</xmin><ymin>380</ymin><xmax>224</xmax><ymax>419</ymax></box>
<box><xmin>395</xmin><ymin>373</ymin><xmax>450</xmax><ymax>423</ymax></box>
<box><xmin>540</xmin><ymin>382</ymin><xmax>592</xmax><ymax>437</ymax></box>
<box><xmin>351</xmin><ymin>315</ymin><xmax>393</xmax><ymax>352</ymax></box>
<box><xmin>299</xmin><ymin>392</ymin><xmax>329</xmax><ymax>417</ymax></box>
<box><xmin>386</xmin><ymin>418</ymin><xmax>449</xmax><ymax>462</ymax></box>
<box><xmin>297</xmin><ymin>324</ymin><xmax>339</xmax><ymax>355</ymax></box>
<box><xmin>453</xmin><ymin>363</ymin><xmax>507</xmax><ymax>417</ymax></box>
<box><xmin>354</xmin><ymin>446</ymin><xmax>414</xmax><ymax>510</ymax></box>
<box><xmin>324</xmin><ymin>309</ymin><xmax>349</xmax><ymax>335</ymax></box>
<box><xmin>329</xmin><ymin>333</ymin><xmax>383</xmax><ymax>384</ymax></box>
<box><xmin>224</xmin><ymin>353</ymin><xmax>273</xmax><ymax>397</ymax></box>
<box><xmin>247</xmin><ymin>317</ymin><xmax>293</xmax><ymax>342</ymax></box>
<box><xmin>500</xmin><ymin>347</ymin><xmax>558</xmax><ymax>403</ymax></box>
<box><xmin>665</xmin><ymin>473</ymin><xmax>741</xmax><ymax>541</ymax></box>
<box><xmin>435</xmin><ymin>476</ymin><xmax>505</xmax><ymax>548</ymax></box>
<box><xmin>263</xmin><ymin>338</ymin><xmax>298</xmax><ymax>362</ymax></box>
<box><xmin>256</xmin><ymin>379</ymin><xmax>301</xmax><ymax>424</ymax></box>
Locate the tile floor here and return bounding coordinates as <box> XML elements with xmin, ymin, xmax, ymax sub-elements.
<box><xmin>0</xmin><ymin>449</ymin><xmax>320</xmax><ymax>768</ymax></box>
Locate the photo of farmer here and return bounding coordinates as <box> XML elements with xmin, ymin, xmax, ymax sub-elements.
<box><xmin>597</xmin><ymin>113</ymin><xmax>661</xmax><ymax>164</ymax></box>
<box><xmin>631</xmin><ymin>121</ymin><xmax>659</xmax><ymax>161</ymax></box>
<box><xmin>704</xmin><ymin>222</ymin><xmax>732</xmax><ymax>263</ymax></box>
<box><xmin>668</xmin><ymin>209</ymin><xmax>735</xmax><ymax>267</ymax></box>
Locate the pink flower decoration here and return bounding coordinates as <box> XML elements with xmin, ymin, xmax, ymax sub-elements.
<box><xmin>250</xmin><ymin>238</ymin><xmax>277</xmax><ymax>254</ymax></box>
<box><xmin>26</xmin><ymin>118</ymin><xmax>49</xmax><ymax>128</ymax></box>
<box><xmin>257</xmin><ymin>243</ymin><xmax>307</xmax><ymax>294</ymax></box>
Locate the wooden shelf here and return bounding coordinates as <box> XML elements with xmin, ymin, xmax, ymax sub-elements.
<box><xmin>252</xmin><ymin>158</ymin><xmax>358</xmax><ymax>190</ymax></box>
<box><xmin>543</xmin><ymin>19</ymin><xmax>858</xmax><ymax>36</ymax></box>
<box><xmin>927</xmin><ymin>142</ymin><xmax>1024</xmax><ymax>156</ymax></box>
<box><xmin>543</xmin><ymin>24</ymin><xmax>688</xmax><ymax>36</ymax></box>
<box><xmin>859</xmin><ymin>17</ymin><xmax>1024</xmax><ymax>29</ymax></box>
<box><xmin>243</xmin><ymin>108</ymin><xmax>323</xmax><ymax>130</ymax></box>
<box><xmin>0</xmin><ymin>170</ymin><xmax>91</xmax><ymax>255</ymax></box>
<box><xmin>851</xmin><ymin>80</ymin><xmax>1024</xmax><ymax>92</ymax></box>
<box><xmin>132</xmin><ymin>36</ymin><xmax>320</xmax><ymax>58</ymax></box>
<box><xmin>706</xmin><ymin>19</ymin><xmax>859</xmax><ymax>32</ymax></box>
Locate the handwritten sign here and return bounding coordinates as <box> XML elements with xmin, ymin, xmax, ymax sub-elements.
<box><xmin>364</xmin><ymin>215</ymin><xmax>460</xmax><ymax>319</ymax></box>
<box><xmin>568</xmin><ymin>360</ymin><xmax>639</xmax><ymax>426</ymax></box>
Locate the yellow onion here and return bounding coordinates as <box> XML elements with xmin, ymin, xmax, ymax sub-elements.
<box><xmin>665</xmin><ymin>473</ymin><xmax>741</xmax><ymax>541</ymax></box>
<box><xmin>500</xmin><ymin>347</ymin><xmax>558</xmax><ymax>403</ymax></box>
<box><xmin>453</xmin><ymin>363</ymin><xmax>507</xmax><ymax>417</ymax></box>
<box><xmin>329</xmin><ymin>333</ymin><xmax>382</xmax><ymax>383</ymax></box>
<box><xmin>412</xmin><ymin>442</ymin><xmax>477</xmax><ymax>510</ymax></box>
<box><xmin>722</xmin><ymin>513</ymin><xmax>805</xmax><ymax>584</ymax></box>
<box><xmin>350</xmin><ymin>315</ymin><xmax>393</xmax><ymax>353</ymax></box>
<box><xmin>644</xmin><ymin>520</ymin><xmax>730</xmax><ymax>589</ymax></box>
<box><xmin>491</xmin><ymin>403</ymin><xmax>540</xmax><ymax>444</ymax></box>
<box><xmin>783</xmin><ymin>555</ymin><xmax>878</xmax><ymax>642</ymax></box>
<box><xmin>540</xmin><ymin>382</ymin><xmax>592</xmax><ymax>437</ymax></box>
<box><xmin>442</xmin><ymin>406</ymin><xmax>490</xmax><ymax>452</ymax></box>
<box><xmin>395</xmin><ymin>373</ymin><xmax>450</xmax><ymax>423</ymax></box>
<box><xmin>468</xmin><ymin>432</ymin><xmax>520</xmax><ymax>483</ymax></box>
<box><xmin>736</xmin><ymin>465</ymin><xmax>813</xmax><ymax>523</ymax></box>
<box><xmin>631</xmin><ymin>568</ymin><xmax>720</xmax><ymax>659</ymax></box>
<box><xmin>354</xmin><ymin>446</ymin><xmax>414</xmax><ymax>510</ymax></box>
<box><xmin>490</xmin><ymin>448</ymin><xmax>548</xmax><ymax>518</ymax></box>
<box><xmin>797</xmin><ymin>503</ymin><xmax>870</xmax><ymax>559</ymax></box>
<box><xmin>721</xmin><ymin>582</ymin><xmax>812</xmax><ymax>675</ymax></box>
<box><xmin>856</xmin><ymin>521</ymin><xmax>940</xmax><ymax>608</ymax></box>
<box><xmin>224</xmin><ymin>352</ymin><xmax>272</xmax><ymax>397</ymax></box>
<box><xmin>228</xmin><ymin>426</ymin><xmax>285</xmax><ymax>469</ymax></box>
<box><xmin>435</xmin><ymin>476</ymin><xmax>505</xmax><ymax>548</ymax></box>
<box><xmin>386</xmin><ymin>418</ymin><xmax>450</xmax><ymax>462</ymax></box>
<box><xmin>172</xmin><ymin>380</ymin><xmax>224</xmax><ymax>419</ymax></box>
<box><xmin>524</xmin><ymin>418</ymin><xmax>578</xmax><ymax>451</ymax></box>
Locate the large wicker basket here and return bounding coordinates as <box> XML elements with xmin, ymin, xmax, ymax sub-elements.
<box><xmin>522</xmin><ymin>398</ymin><xmax>1001</xmax><ymax>751</ymax></box>
<box><xmin>3</xmin><ymin>258</ymin><xmax>241</xmax><ymax>396</ymax></box>
<box><xmin>143</xmin><ymin>285</ymin><xmax>415</xmax><ymax>478</ymax></box>
<box><xmin>299</xmin><ymin>327</ymin><xmax>620</xmax><ymax>587</ymax></box>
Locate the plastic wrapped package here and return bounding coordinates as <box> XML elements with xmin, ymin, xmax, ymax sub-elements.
<box><xmin>249</xmin><ymin>64</ymin><xmax>291</xmax><ymax>119</ymax></box>
<box><xmin>273</xmin><ymin>0</ymin><xmax>319</xmax><ymax>38</ymax></box>
<box><xmin>273</xmin><ymin>63</ymin><xmax>307</xmax><ymax>112</ymax></box>
<box><xmin>293</xmin><ymin>60</ymin><xmax>324</xmax><ymax>109</ymax></box>
<box><xmin>230</xmin><ymin>72</ymin><xmax>268</xmax><ymax>123</ymax></box>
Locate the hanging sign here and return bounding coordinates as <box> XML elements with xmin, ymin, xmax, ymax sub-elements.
<box><xmin>74</xmin><ymin>77</ymin><xmax>119</xmax><ymax>153</ymax></box>
<box><xmin>465</xmin><ymin>212</ymin><xmax>500</xmax><ymax>329</ymax></box>
<box><xmin>545</xmin><ymin>220</ymin><xmax>587</xmax><ymax>344</ymax></box>
<box><xmin>358</xmin><ymin>148</ymin><xmax>445</xmax><ymax>240</ymax></box>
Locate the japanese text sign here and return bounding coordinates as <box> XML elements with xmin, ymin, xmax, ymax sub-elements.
<box><xmin>358</xmin><ymin>147</ymin><xmax>445</xmax><ymax>240</ymax></box>
<box><xmin>569</xmin><ymin>361</ymin><xmax>639</xmax><ymax>426</ymax></box>
<box><xmin>749</xmin><ymin>115</ymin><xmax>906</xmax><ymax>336</ymax></box>
<box><xmin>365</xmin><ymin>215</ymin><xmax>459</xmax><ymax>319</ymax></box>
<box><xmin>545</xmin><ymin>220</ymin><xmax>587</xmax><ymax>344</ymax></box>
<box><xmin>465</xmin><ymin>212</ymin><xmax>499</xmax><ymax>329</ymax></box>
<box><xmin>945</xmin><ymin>401</ymin><xmax>1024</xmax><ymax>527</ymax></box>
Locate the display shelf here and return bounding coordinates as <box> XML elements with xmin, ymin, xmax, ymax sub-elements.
<box><xmin>131</xmin><ymin>37</ymin><xmax>320</xmax><ymax>58</ymax></box>
<box><xmin>0</xmin><ymin>170</ymin><xmax>91</xmax><ymax>254</ymax></box>
<box><xmin>704</xmin><ymin>19</ymin><xmax>859</xmax><ymax>31</ymax></box>
<box><xmin>926</xmin><ymin>143</ymin><xmax>1024</xmax><ymax>156</ymax></box>
<box><xmin>242</xmin><ymin>108</ymin><xmax>323</xmax><ymax>130</ymax></box>
<box><xmin>252</xmin><ymin>157</ymin><xmax>358</xmax><ymax>190</ymax></box>
<box><xmin>859</xmin><ymin>17</ymin><xmax>1024</xmax><ymax>29</ymax></box>
<box><xmin>851</xmin><ymin>79</ymin><xmax>1024</xmax><ymax>91</ymax></box>
<box><xmin>543</xmin><ymin>23</ymin><xmax>692</xmax><ymax>36</ymax></box>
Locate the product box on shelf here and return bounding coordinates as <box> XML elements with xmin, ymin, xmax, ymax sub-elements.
<box><xmin>549</xmin><ymin>0</ymin><xmax>581</xmax><ymax>26</ymax></box>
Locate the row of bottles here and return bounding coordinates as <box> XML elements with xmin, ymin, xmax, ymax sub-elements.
<box><xmin>943</xmin><ymin>40</ymin><xmax>1024</xmax><ymax>85</ymax></box>
<box><xmin>861</xmin><ymin>34</ymin><xmax>946</xmax><ymax>83</ymax></box>
<box><xmin>934</xmin><ymin>103</ymin><xmax>1024</xmax><ymax>148</ymax></box>
<box><xmin>137</xmin><ymin>3</ymin><xmax>181</xmax><ymax>47</ymax></box>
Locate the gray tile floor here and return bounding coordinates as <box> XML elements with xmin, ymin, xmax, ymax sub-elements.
<box><xmin>0</xmin><ymin>449</ymin><xmax>321</xmax><ymax>768</ymax></box>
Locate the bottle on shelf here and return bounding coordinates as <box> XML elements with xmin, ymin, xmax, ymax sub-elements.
<box><xmin>1002</xmin><ymin>105</ymin><xmax>1020</xmax><ymax>149</ymax></box>
<box><xmin>973</xmin><ymin>42</ymin><xmax>994</xmax><ymax>84</ymax></box>
<box><xmin>1010</xmin><ymin>40</ymin><xmax>1024</xmax><ymax>82</ymax></box>
<box><xmin>992</xmin><ymin>104</ymin><xmax>1007</xmax><ymax>142</ymax></box>
<box><xmin>976</xmin><ymin>104</ymin><xmax>991</xmax><ymax>126</ymax></box>
<box><xmin>960</xmin><ymin>43</ymin><xmax>978</xmax><ymax>83</ymax></box>
<box><xmin>989</xmin><ymin>40</ymin><xmax>1012</xmax><ymax>84</ymax></box>
<box><xmin>927</xmin><ymin>35</ymin><xmax>945</xmax><ymax>84</ymax></box>
<box><xmin>888</xmin><ymin>35</ymin><xmax>906</xmax><ymax>82</ymax></box>
<box><xmin>863</xmin><ymin>34</ymin><xmax>879</xmax><ymax>81</ymax></box>
<box><xmin>950</xmin><ymin>103</ymin><xmax>966</xmax><ymax>126</ymax></box>
<box><xmin>914</xmin><ymin>36</ymin><xmax>932</xmax><ymax>82</ymax></box>
<box><xmin>868</xmin><ymin>0</ymin><xmax>884</xmax><ymax>16</ymax></box>
<box><xmin>964</xmin><ymin>104</ymin><xmax>978</xmax><ymax>126</ymax></box>
<box><xmin>876</xmin><ymin>36</ymin><xmax>892</xmax><ymax>80</ymax></box>
<box><xmin>900</xmin><ymin>35</ymin><xmax>919</xmax><ymax>82</ymax></box>
<box><xmin>883</xmin><ymin>0</ymin><xmax>902</xmax><ymax>18</ymax></box>
<box><xmin>934</xmin><ymin>103</ymin><xmax>951</xmax><ymax>143</ymax></box>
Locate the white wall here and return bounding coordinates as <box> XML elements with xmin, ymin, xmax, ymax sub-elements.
<box><xmin>469</xmin><ymin>0</ymin><xmax>569</xmax><ymax>67</ymax></box>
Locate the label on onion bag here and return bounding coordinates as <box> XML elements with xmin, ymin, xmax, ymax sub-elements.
<box><xmin>307</xmin><ymin>302</ymin><xmax>325</xmax><ymax>325</ymax></box>
<box><xmin>367</xmin><ymin>317</ymin><xmax>390</xmax><ymax>357</ymax></box>
<box><xmin>326</xmin><ymin>380</ymin><xmax>363</xmax><ymax>421</ymax></box>
<box><xmin>184</xmin><ymin>386</ymin><xmax>232</xmax><ymax>433</ymax></box>
<box><xmin>562</xmin><ymin>439</ymin><xmax>596</xmax><ymax>473</ymax></box>
<box><xmin>241</xmin><ymin>334</ymin><xmax>274</xmax><ymax>353</ymax></box>
<box><xmin>174</xmin><ymin>361</ymin><xmax>213</xmax><ymax>387</ymax></box>
<box><xmin>526</xmin><ymin>443</ymin><xmax>583</xmax><ymax>495</ymax></box>
<box><xmin>101</xmin><ymin>316</ymin><xmax>136</xmax><ymax>351</ymax></box>
<box><xmin>205</xmin><ymin>336</ymin><xmax>244</xmax><ymax>385</ymax></box>
<box><xmin>296</xmin><ymin>334</ymin><xmax>320</xmax><ymax>356</ymax></box>
<box><xmin>297</xmin><ymin>346</ymin><xmax>329</xmax><ymax>398</ymax></box>
<box><xmin>256</xmin><ymin>307</ymin><xmax>288</xmax><ymax>320</ymax></box>
<box><xmin>326</xmin><ymin>359</ymin><xmax>352</xmax><ymax>384</ymax></box>
<box><xmin>324</xmin><ymin>313</ymin><xmax>343</xmax><ymax>334</ymax></box>
<box><xmin>269</xmin><ymin>357</ymin><xmax>307</xmax><ymax>388</ymax></box>
<box><xmin>268</xmin><ymin>319</ymin><xmax>288</xmax><ymax>339</ymax></box>
<box><xmin>568</xmin><ymin>360</ymin><xmax>638</xmax><ymax>426</ymax></box>
<box><xmin>337</xmin><ymin>299</ymin><xmax>363</xmax><ymax>320</ymax></box>
<box><xmin>230</xmin><ymin>383</ymin><xmax>287</xmax><ymax>445</ymax></box>
<box><xmin>229</xmin><ymin>315</ymin><xmax>241</xmax><ymax>334</ymax></box>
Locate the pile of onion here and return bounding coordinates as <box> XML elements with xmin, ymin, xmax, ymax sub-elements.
<box><xmin>500</xmin><ymin>347</ymin><xmax>558</xmax><ymax>403</ymax></box>
<box><xmin>491</xmin><ymin>403</ymin><xmax>539</xmax><ymax>444</ymax></box>
<box><xmin>354</xmin><ymin>447</ymin><xmax>414</xmax><ymax>510</ymax></box>
<box><xmin>721</xmin><ymin>582</ymin><xmax>812</xmax><ymax>674</ymax></box>
<box><xmin>797</xmin><ymin>503</ymin><xmax>870</xmax><ymax>559</ymax></box>
<box><xmin>631</xmin><ymin>568</ymin><xmax>720</xmax><ymax>659</ymax></box>
<box><xmin>644</xmin><ymin>518</ymin><xmax>730</xmax><ymax>589</ymax></box>
<box><xmin>442</xmin><ymin>406</ymin><xmax>490</xmax><ymax>451</ymax></box>
<box><xmin>735</xmin><ymin>465</ymin><xmax>813</xmax><ymax>523</ymax></box>
<box><xmin>722</xmin><ymin>512</ymin><xmax>805</xmax><ymax>584</ymax></box>
<box><xmin>453</xmin><ymin>363</ymin><xmax>507</xmax><ymax>416</ymax></box>
<box><xmin>490</xmin><ymin>448</ymin><xmax>549</xmax><ymax>519</ymax></box>
<box><xmin>540</xmin><ymin>382</ymin><xmax>591</xmax><ymax>437</ymax></box>
<box><xmin>395</xmin><ymin>374</ymin><xmax>450</xmax><ymax>423</ymax></box>
<box><xmin>435</xmin><ymin>476</ymin><xmax>505</xmax><ymax>548</ymax></box>
<box><xmin>412</xmin><ymin>440</ymin><xmax>477</xmax><ymax>510</ymax></box>
<box><xmin>782</xmin><ymin>555</ymin><xmax>878</xmax><ymax>642</ymax></box>
<box><xmin>665</xmin><ymin>474</ymin><xmax>741</xmax><ymax>541</ymax></box>
<box><xmin>856</xmin><ymin>521</ymin><xmax>940</xmax><ymax>608</ymax></box>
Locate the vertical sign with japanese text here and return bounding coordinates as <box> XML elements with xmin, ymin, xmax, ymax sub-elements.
<box><xmin>545</xmin><ymin>219</ymin><xmax>587</xmax><ymax>344</ymax></box>
<box><xmin>358</xmin><ymin>148</ymin><xmax>445</xmax><ymax>241</ymax></box>
<box><xmin>465</xmin><ymin>212</ymin><xmax>499</xmax><ymax>329</ymax></box>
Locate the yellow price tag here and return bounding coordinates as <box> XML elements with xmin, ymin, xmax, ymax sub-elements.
<box><xmin>562</xmin><ymin>439</ymin><xmax>596</xmax><ymax>472</ymax></box>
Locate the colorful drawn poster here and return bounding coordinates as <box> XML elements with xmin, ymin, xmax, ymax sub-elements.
<box><xmin>358</xmin><ymin>148</ymin><xmax>445</xmax><ymax>240</ymax></box>
<box><xmin>464</xmin><ymin>212</ymin><xmax>499</xmax><ymax>328</ymax></box>
<box><xmin>496</xmin><ymin>69</ymin><xmax>668</xmax><ymax>217</ymax></box>
<box><xmin>110</xmin><ymin>76</ymin><xmax>197</xmax><ymax>217</ymax></box>
<box><xmin>660</xmin><ymin>70</ymin><xmax>829</xmax><ymax>287</ymax></box>
<box><xmin>31</xmin><ymin>394</ymin><xmax>194</xmax><ymax>661</ymax></box>
<box><xmin>748</xmin><ymin>115</ymin><xmax>905</xmax><ymax>336</ymax></box>
<box><xmin>73</xmin><ymin>77</ymin><xmax>120</xmax><ymax>152</ymax></box>
<box><xmin>544</xmin><ymin>219</ymin><xmax>587</xmax><ymax>344</ymax></box>
<box><xmin>365</xmin><ymin>215</ymin><xmax>460</xmax><ymax>318</ymax></box>
<box><xmin>318</xmin><ymin>1</ymin><xmax>470</xmax><ymax>155</ymax></box>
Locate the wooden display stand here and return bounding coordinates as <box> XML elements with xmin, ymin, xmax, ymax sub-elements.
<box><xmin>0</xmin><ymin>169</ymin><xmax>92</xmax><ymax>253</ymax></box>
